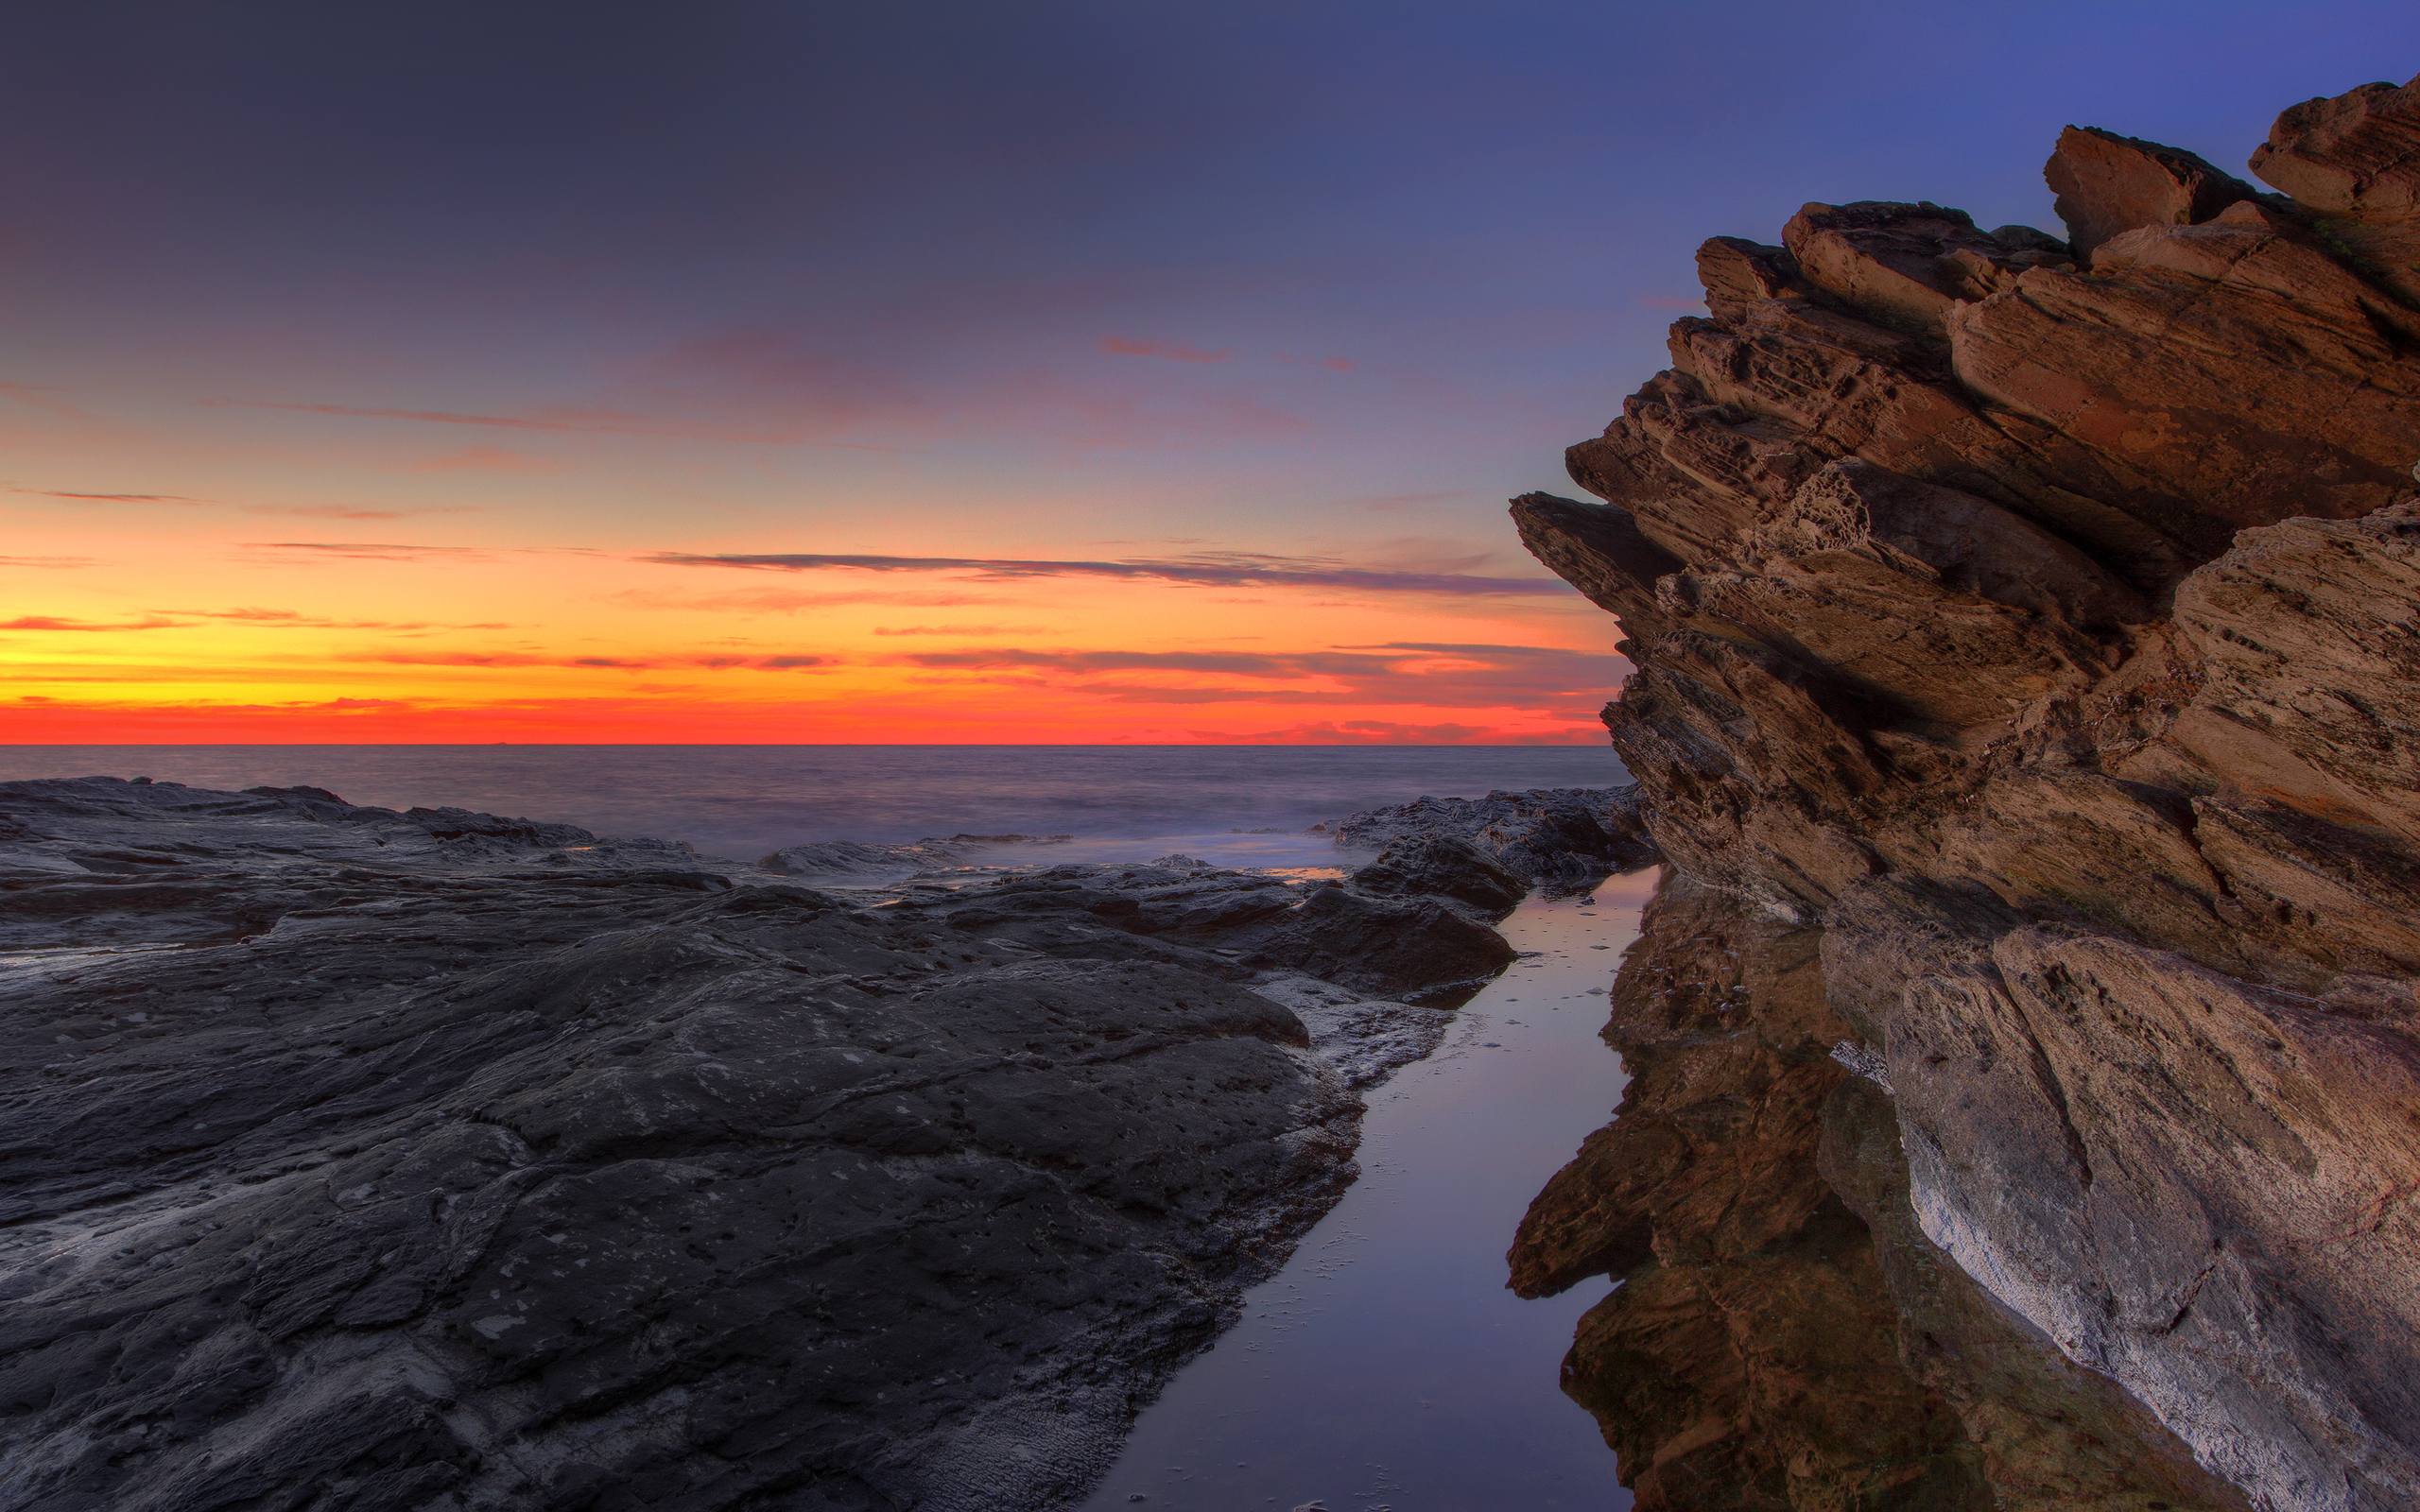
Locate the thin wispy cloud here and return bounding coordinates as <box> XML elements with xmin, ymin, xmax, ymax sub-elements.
<box><xmin>609</xmin><ymin>586</ymin><xmax>1000</xmax><ymax>613</ymax></box>
<box><xmin>14</xmin><ymin>490</ymin><xmax>475</xmax><ymax>522</ymax></box>
<box><xmin>411</xmin><ymin>444</ymin><xmax>556</xmax><ymax>474</ymax></box>
<box><xmin>1</xmin><ymin>614</ymin><xmax>182</xmax><ymax>631</ymax></box>
<box><xmin>1353</xmin><ymin>640</ymin><xmax>1593</xmax><ymax>656</ymax></box>
<box><xmin>357</xmin><ymin>650</ymin><xmax>633</xmax><ymax>669</ymax></box>
<box><xmin>243</xmin><ymin>504</ymin><xmax>483</xmax><ymax>522</ymax></box>
<box><xmin>227</xmin><ymin>400</ymin><xmax>635</xmax><ymax>434</ymax></box>
<box><xmin>890</xmin><ymin>640</ymin><xmax>1627</xmax><ymax>712</ymax></box>
<box><xmin>642</xmin><ymin>550</ymin><xmax>1567</xmax><ymax>596</ymax></box>
<box><xmin>897</xmin><ymin>647</ymin><xmax>1395</xmax><ymax>676</ymax></box>
<box><xmin>0</xmin><ymin>382</ymin><xmax>87</xmax><ymax>419</ymax></box>
<box><xmin>686</xmin><ymin>653</ymin><xmax>835</xmax><ymax>671</ymax></box>
<box><xmin>1235</xmin><ymin>718</ymin><xmax>1503</xmax><ymax>744</ymax></box>
<box><xmin>216</xmin><ymin>397</ymin><xmax>909</xmax><ymax>450</ymax></box>
<box><xmin>357</xmin><ymin>649</ymin><xmax>835</xmax><ymax>673</ymax></box>
<box><xmin>242</xmin><ymin>541</ymin><xmax>491</xmax><ymax>561</ymax></box>
<box><xmin>0</xmin><ymin>555</ymin><xmax>95</xmax><ymax>569</ymax></box>
<box><xmin>1346</xmin><ymin>490</ymin><xmax>1461</xmax><ymax>512</ymax></box>
<box><xmin>1086</xmin><ymin>683</ymin><xmax>1342</xmax><ymax>704</ymax></box>
<box><xmin>1101</xmin><ymin>335</ymin><xmax>1233</xmax><ymax>363</ymax></box>
<box><xmin>15</xmin><ymin>488</ymin><xmax>209</xmax><ymax>505</ymax></box>
<box><xmin>164</xmin><ymin>607</ymin><xmax>510</xmax><ymax>631</ymax></box>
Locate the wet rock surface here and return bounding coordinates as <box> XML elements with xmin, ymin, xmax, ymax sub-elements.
<box><xmin>1320</xmin><ymin>784</ymin><xmax>1656</xmax><ymax>896</ymax></box>
<box><xmin>1514</xmin><ymin>72</ymin><xmax>2420</xmax><ymax>1511</ymax></box>
<box><xmin>0</xmin><ymin>777</ymin><xmax>1514</xmax><ymax>1512</ymax></box>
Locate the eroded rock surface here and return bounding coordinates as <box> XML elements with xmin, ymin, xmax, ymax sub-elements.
<box><xmin>0</xmin><ymin>777</ymin><xmax>1507</xmax><ymax>1512</ymax></box>
<box><xmin>1514</xmin><ymin>73</ymin><xmax>2420</xmax><ymax>1512</ymax></box>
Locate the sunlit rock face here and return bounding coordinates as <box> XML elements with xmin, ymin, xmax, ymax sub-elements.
<box><xmin>1515</xmin><ymin>73</ymin><xmax>2420</xmax><ymax>1512</ymax></box>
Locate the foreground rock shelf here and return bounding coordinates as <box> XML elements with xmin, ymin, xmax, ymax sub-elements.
<box><xmin>0</xmin><ymin>777</ymin><xmax>1560</xmax><ymax>1512</ymax></box>
<box><xmin>1514</xmin><ymin>71</ymin><xmax>2420</xmax><ymax>1511</ymax></box>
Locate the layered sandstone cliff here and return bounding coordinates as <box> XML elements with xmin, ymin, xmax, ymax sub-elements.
<box><xmin>1514</xmin><ymin>75</ymin><xmax>2420</xmax><ymax>1511</ymax></box>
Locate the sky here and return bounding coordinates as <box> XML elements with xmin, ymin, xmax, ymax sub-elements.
<box><xmin>6</xmin><ymin>2</ymin><xmax>2414</xmax><ymax>744</ymax></box>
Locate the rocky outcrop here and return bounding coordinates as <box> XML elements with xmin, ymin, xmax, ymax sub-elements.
<box><xmin>0</xmin><ymin>778</ymin><xmax>1515</xmax><ymax>1512</ymax></box>
<box><xmin>1514</xmin><ymin>74</ymin><xmax>2420</xmax><ymax>1512</ymax></box>
<box><xmin>1511</xmin><ymin>876</ymin><xmax>2247</xmax><ymax>1510</ymax></box>
<box><xmin>1320</xmin><ymin>784</ymin><xmax>1657</xmax><ymax>894</ymax></box>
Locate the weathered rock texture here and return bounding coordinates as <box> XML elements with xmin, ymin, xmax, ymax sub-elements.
<box><xmin>1514</xmin><ymin>74</ymin><xmax>2420</xmax><ymax>1512</ymax></box>
<box><xmin>0</xmin><ymin>778</ymin><xmax>1506</xmax><ymax>1512</ymax></box>
<box><xmin>1511</xmin><ymin>875</ymin><xmax>2247</xmax><ymax>1511</ymax></box>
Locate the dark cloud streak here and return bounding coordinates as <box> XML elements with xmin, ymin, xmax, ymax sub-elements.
<box><xmin>1</xmin><ymin>614</ymin><xmax>182</xmax><ymax>631</ymax></box>
<box><xmin>643</xmin><ymin>550</ymin><xmax>1567</xmax><ymax>596</ymax></box>
<box><xmin>17</xmin><ymin>489</ymin><xmax>208</xmax><ymax>505</ymax></box>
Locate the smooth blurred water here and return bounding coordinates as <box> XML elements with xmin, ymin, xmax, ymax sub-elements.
<box><xmin>0</xmin><ymin>745</ymin><xmax>1626</xmax><ymax>867</ymax></box>
<box><xmin>1075</xmin><ymin>876</ymin><xmax>1651</xmax><ymax>1512</ymax></box>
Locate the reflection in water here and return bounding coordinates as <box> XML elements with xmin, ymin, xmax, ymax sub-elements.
<box><xmin>1511</xmin><ymin>872</ymin><xmax>2250</xmax><ymax>1512</ymax></box>
<box><xmin>1076</xmin><ymin>882</ymin><xmax>1655</xmax><ymax>1511</ymax></box>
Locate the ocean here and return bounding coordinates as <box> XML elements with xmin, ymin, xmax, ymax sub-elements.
<box><xmin>0</xmin><ymin>745</ymin><xmax>1629</xmax><ymax>868</ymax></box>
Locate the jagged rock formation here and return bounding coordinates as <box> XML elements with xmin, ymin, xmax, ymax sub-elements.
<box><xmin>1514</xmin><ymin>74</ymin><xmax>2420</xmax><ymax>1512</ymax></box>
<box><xmin>0</xmin><ymin>778</ymin><xmax>1512</xmax><ymax>1512</ymax></box>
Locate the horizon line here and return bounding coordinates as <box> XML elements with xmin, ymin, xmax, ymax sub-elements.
<box><xmin>0</xmin><ymin>739</ymin><xmax>1612</xmax><ymax>749</ymax></box>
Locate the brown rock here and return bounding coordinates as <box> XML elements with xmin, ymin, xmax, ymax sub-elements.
<box><xmin>1514</xmin><ymin>71</ymin><xmax>2420</xmax><ymax>1512</ymax></box>
<box><xmin>1694</xmin><ymin>235</ymin><xmax>1801</xmax><ymax>320</ymax></box>
<box><xmin>2251</xmin><ymin>75</ymin><xmax>2420</xmax><ymax>221</ymax></box>
<box><xmin>2045</xmin><ymin>125</ymin><xmax>2262</xmax><ymax>260</ymax></box>
<box><xmin>1784</xmin><ymin>200</ymin><xmax>2066</xmax><ymax>334</ymax></box>
<box><xmin>1514</xmin><ymin>876</ymin><xmax>2248</xmax><ymax>1510</ymax></box>
<box><xmin>2251</xmin><ymin>74</ymin><xmax>2420</xmax><ymax>306</ymax></box>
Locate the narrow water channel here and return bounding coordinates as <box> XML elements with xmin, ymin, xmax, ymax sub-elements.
<box><xmin>1076</xmin><ymin>870</ymin><xmax>1657</xmax><ymax>1512</ymax></box>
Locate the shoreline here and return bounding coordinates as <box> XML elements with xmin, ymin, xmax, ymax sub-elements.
<box><xmin>0</xmin><ymin>773</ymin><xmax>1644</xmax><ymax>1512</ymax></box>
<box><xmin>1075</xmin><ymin>880</ymin><xmax>1650</xmax><ymax>1512</ymax></box>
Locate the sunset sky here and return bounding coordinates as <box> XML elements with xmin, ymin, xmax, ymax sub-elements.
<box><xmin>8</xmin><ymin>2</ymin><xmax>2413</xmax><ymax>743</ymax></box>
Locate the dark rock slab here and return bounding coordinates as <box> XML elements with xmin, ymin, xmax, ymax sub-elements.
<box><xmin>0</xmin><ymin>776</ymin><xmax>1504</xmax><ymax>1512</ymax></box>
<box><xmin>1319</xmin><ymin>784</ymin><xmax>1657</xmax><ymax>896</ymax></box>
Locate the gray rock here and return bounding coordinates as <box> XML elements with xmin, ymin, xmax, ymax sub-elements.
<box><xmin>1348</xmin><ymin>833</ymin><xmax>1529</xmax><ymax>918</ymax></box>
<box><xmin>1320</xmin><ymin>784</ymin><xmax>1656</xmax><ymax>896</ymax></box>
<box><xmin>759</xmin><ymin>835</ymin><xmax>971</xmax><ymax>885</ymax></box>
<box><xmin>0</xmin><ymin>777</ymin><xmax>1506</xmax><ymax>1512</ymax></box>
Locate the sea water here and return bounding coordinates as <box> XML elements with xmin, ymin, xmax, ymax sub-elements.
<box><xmin>0</xmin><ymin>745</ymin><xmax>1626</xmax><ymax>867</ymax></box>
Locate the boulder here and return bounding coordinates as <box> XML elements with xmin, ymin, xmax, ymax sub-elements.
<box><xmin>2044</xmin><ymin>125</ymin><xmax>2262</xmax><ymax>260</ymax></box>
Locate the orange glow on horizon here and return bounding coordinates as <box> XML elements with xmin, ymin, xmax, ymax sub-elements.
<box><xmin>1</xmin><ymin>496</ymin><xmax>1623</xmax><ymax>746</ymax></box>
